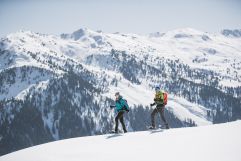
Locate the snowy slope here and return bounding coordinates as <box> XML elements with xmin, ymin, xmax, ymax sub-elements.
<box><xmin>1</xmin><ymin>121</ymin><xmax>241</xmax><ymax>161</ymax></box>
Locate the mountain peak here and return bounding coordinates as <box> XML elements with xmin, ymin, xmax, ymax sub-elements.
<box><xmin>221</xmin><ymin>29</ymin><xmax>241</xmax><ymax>38</ymax></box>
<box><xmin>71</xmin><ymin>28</ymin><xmax>89</xmax><ymax>40</ymax></box>
<box><xmin>149</xmin><ymin>32</ymin><xmax>165</xmax><ymax>38</ymax></box>
<box><xmin>161</xmin><ymin>28</ymin><xmax>205</xmax><ymax>39</ymax></box>
<box><xmin>61</xmin><ymin>27</ymin><xmax>100</xmax><ymax>40</ymax></box>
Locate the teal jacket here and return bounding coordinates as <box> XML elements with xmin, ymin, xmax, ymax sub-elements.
<box><xmin>111</xmin><ymin>96</ymin><xmax>129</xmax><ymax>112</ymax></box>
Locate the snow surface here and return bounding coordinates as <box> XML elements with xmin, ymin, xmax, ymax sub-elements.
<box><xmin>1</xmin><ymin>121</ymin><xmax>240</xmax><ymax>161</ymax></box>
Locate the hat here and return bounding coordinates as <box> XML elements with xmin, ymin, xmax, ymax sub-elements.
<box><xmin>155</xmin><ymin>86</ymin><xmax>160</xmax><ymax>91</ymax></box>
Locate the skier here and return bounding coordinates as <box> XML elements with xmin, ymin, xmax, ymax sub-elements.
<box><xmin>110</xmin><ymin>92</ymin><xmax>129</xmax><ymax>133</ymax></box>
<box><xmin>149</xmin><ymin>86</ymin><xmax>169</xmax><ymax>129</ymax></box>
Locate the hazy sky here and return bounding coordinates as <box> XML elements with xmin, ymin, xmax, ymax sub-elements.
<box><xmin>0</xmin><ymin>0</ymin><xmax>241</xmax><ymax>37</ymax></box>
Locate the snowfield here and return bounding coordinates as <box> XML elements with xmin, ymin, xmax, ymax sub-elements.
<box><xmin>1</xmin><ymin>121</ymin><xmax>241</xmax><ymax>161</ymax></box>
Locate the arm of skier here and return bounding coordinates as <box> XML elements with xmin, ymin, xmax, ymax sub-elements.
<box><xmin>150</xmin><ymin>102</ymin><xmax>156</xmax><ymax>106</ymax></box>
<box><xmin>110</xmin><ymin>105</ymin><xmax>116</xmax><ymax>109</ymax></box>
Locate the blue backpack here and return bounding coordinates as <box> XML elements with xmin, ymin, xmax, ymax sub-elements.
<box><xmin>116</xmin><ymin>97</ymin><xmax>129</xmax><ymax>112</ymax></box>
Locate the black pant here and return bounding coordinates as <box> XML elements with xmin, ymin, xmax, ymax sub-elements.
<box><xmin>151</xmin><ymin>105</ymin><xmax>169</xmax><ymax>128</ymax></box>
<box><xmin>115</xmin><ymin>110</ymin><xmax>127</xmax><ymax>133</ymax></box>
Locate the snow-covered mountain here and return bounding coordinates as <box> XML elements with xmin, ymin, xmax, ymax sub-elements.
<box><xmin>1</xmin><ymin>121</ymin><xmax>241</xmax><ymax>161</ymax></box>
<box><xmin>0</xmin><ymin>28</ymin><xmax>241</xmax><ymax>156</ymax></box>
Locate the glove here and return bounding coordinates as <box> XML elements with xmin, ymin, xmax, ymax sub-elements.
<box><xmin>150</xmin><ymin>103</ymin><xmax>155</xmax><ymax>106</ymax></box>
<box><xmin>126</xmin><ymin>109</ymin><xmax>130</xmax><ymax>113</ymax></box>
<box><xmin>110</xmin><ymin>105</ymin><xmax>115</xmax><ymax>108</ymax></box>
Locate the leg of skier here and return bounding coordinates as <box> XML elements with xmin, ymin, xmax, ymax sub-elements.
<box><xmin>158</xmin><ymin>106</ymin><xmax>169</xmax><ymax>129</ymax></box>
<box><xmin>151</xmin><ymin>108</ymin><xmax>158</xmax><ymax>129</ymax></box>
<box><xmin>114</xmin><ymin>112</ymin><xmax>120</xmax><ymax>133</ymax></box>
<box><xmin>119</xmin><ymin>111</ymin><xmax>127</xmax><ymax>133</ymax></box>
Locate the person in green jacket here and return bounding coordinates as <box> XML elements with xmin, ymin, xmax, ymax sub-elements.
<box><xmin>110</xmin><ymin>92</ymin><xmax>129</xmax><ymax>133</ymax></box>
<box><xmin>149</xmin><ymin>86</ymin><xmax>169</xmax><ymax>129</ymax></box>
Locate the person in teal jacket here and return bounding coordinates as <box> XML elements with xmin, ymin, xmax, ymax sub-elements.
<box><xmin>110</xmin><ymin>92</ymin><xmax>129</xmax><ymax>133</ymax></box>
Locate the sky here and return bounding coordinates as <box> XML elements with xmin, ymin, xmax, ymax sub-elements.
<box><xmin>0</xmin><ymin>0</ymin><xmax>241</xmax><ymax>37</ymax></box>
